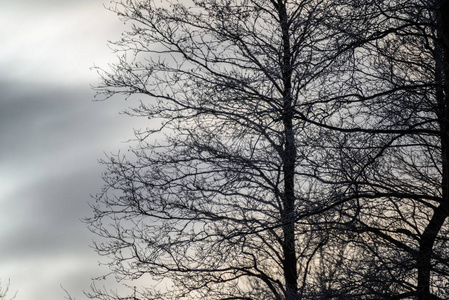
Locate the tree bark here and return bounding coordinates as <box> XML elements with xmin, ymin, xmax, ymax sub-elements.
<box><xmin>277</xmin><ymin>1</ymin><xmax>299</xmax><ymax>298</ymax></box>
<box><xmin>417</xmin><ymin>1</ymin><xmax>449</xmax><ymax>298</ymax></box>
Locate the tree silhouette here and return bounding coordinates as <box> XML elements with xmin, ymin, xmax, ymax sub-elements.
<box><xmin>299</xmin><ymin>0</ymin><xmax>449</xmax><ymax>298</ymax></box>
<box><xmin>87</xmin><ymin>0</ymin><xmax>344</xmax><ymax>299</ymax></box>
<box><xmin>88</xmin><ymin>0</ymin><xmax>449</xmax><ymax>299</ymax></box>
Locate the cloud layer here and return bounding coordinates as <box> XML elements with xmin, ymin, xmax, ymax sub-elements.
<box><xmin>0</xmin><ymin>1</ymin><xmax>147</xmax><ymax>299</ymax></box>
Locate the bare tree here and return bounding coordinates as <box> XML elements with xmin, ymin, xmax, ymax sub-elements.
<box><xmin>88</xmin><ymin>0</ymin><xmax>449</xmax><ymax>298</ymax></box>
<box><xmin>87</xmin><ymin>0</ymin><xmax>342</xmax><ymax>299</ymax></box>
<box><xmin>297</xmin><ymin>0</ymin><xmax>449</xmax><ymax>298</ymax></box>
<box><xmin>0</xmin><ymin>280</ymin><xmax>16</xmax><ymax>300</ymax></box>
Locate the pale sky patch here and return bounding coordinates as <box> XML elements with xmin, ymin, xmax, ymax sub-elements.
<box><xmin>0</xmin><ymin>1</ymin><xmax>148</xmax><ymax>299</ymax></box>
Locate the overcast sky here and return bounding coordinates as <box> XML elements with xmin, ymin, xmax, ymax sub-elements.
<box><xmin>0</xmin><ymin>1</ymin><xmax>146</xmax><ymax>299</ymax></box>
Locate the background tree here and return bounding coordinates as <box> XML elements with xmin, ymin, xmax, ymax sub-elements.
<box><xmin>0</xmin><ymin>280</ymin><xmax>16</xmax><ymax>300</ymax></box>
<box><xmin>298</xmin><ymin>0</ymin><xmax>449</xmax><ymax>298</ymax></box>
<box><xmin>87</xmin><ymin>0</ymin><xmax>343</xmax><ymax>299</ymax></box>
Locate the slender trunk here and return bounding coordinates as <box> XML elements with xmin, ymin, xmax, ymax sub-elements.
<box><xmin>417</xmin><ymin>209</ymin><xmax>447</xmax><ymax>299</ymax></box>
<box><xmin>277</xmin><ymin>1</ymin><xmax>299</xmax><ymax>298</ymax></box>
<box><xmin>282</xmin><ymin>101</ymin><xmax>298</xmax><ymax>300</ymax></box>
<box><xmin>417</xmin><ymin>1</ymin><xmax>449</xmax><ymax>298</ymax></box>
<box><xmin>281</xmin><ymin>78</ymin><xmax>298</xmax><ymax>299</ymax></box>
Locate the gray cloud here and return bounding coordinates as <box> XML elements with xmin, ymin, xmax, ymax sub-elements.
<box><xmin>0</xmin><ymin>79</ymin><xmax>138</xmax><ymax>299</ymax></box>
<box><xmin>0</xmin><ymin>0</ymin><xmax>160</xmax><ymax>298</ymax></box>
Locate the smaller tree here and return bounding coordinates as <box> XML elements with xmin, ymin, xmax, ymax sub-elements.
<box><xmin>0</xmin><ymin>280</ymin><xmax>16</xmax><ymax>300</ymax></box>
<box><xmin>87</xmin><ymin>0</ymin><xmax>345</xmax><ymax>299</ymax></box>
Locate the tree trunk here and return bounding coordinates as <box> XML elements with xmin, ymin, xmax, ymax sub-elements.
<box><xmin>417</xmin><ymin>1</ymin><xmax>449</xmax><ymax>298</ymax></box>
<box><xmin>277</xmin><ymin>1</ymin><xmax>299</xmax><ymax>298</ymax></box>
